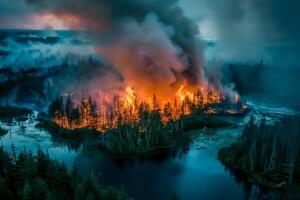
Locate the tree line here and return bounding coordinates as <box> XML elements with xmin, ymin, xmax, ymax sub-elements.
<box><xmin>0</xmin><ymin>146</ymin><xmax>130</xmax><ymax>200</ymax></box>
<box><xmin>219</xmin><ymin>116</ymin><xmax>300</xmax><ymax>189</ymax></box>
<box><xmin>47</xmin><ymin>86</ymin><xmax>248</xmax><ymax>154</ymax></box>
<box><xmin>48</xmin><ymin>95</ymin><xmax>185</xmax><ymax>154</ymax></box>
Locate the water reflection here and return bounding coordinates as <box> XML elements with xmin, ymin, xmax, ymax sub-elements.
<box><xmin>0</xmin><ymin>114</ymin><xmax>290</xmax><ymax>200</ymax></box>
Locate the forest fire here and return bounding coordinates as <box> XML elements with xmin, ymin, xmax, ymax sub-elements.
<box><xmin>51</xmin><ymin>82</ymin><xmax>247</xmax><ymax>133</ymax></box>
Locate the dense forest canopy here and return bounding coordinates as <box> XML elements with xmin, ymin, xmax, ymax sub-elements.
<box><xmin>219</xmin><ymin>116</ymin><xmax>300</xmax><ymax>189</ymax></box>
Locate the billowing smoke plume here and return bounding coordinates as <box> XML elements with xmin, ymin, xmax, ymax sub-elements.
<box><xmin>25</xmin><ymin>0</ymin><xmax>205</xmax><ymax>100</ymax></box>
<box><xmin>99</xmin><ymin>14</ymin><xmax>195</xmax><ymax>100</ymax></box>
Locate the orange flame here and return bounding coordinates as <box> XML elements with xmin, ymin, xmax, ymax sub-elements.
<box><xmin>176</xmin><ymin>82</ymin><xmax>194</xmax><ymax>103</ymax></box>
<box><xmin>124</xmin><ymin>86</ymin><xmax>136</xmax><ymax>109</ymax></box>
<box><xmin>53</xmin><ymin>80</ymin><xmax>244</xmax><ymax>133</ymax></box>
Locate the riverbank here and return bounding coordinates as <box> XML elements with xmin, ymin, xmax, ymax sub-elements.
<box><xmin>36</xmin><ymin>119</ymin><xmax>190</xmax><ymax>158</ymax></box>
<box><xmin>0</xmin><ymin>106</ymin><xmax>33</xmax><ymax>121</ymax></box>
<box><xmin>219</xmin><ymin>146</ymin><xmax>300</xmax><ymax>193</ymax></box>
<box><xmin>36</xmin><ymin>114</ymin><xmax>235</xmax><ymax>158</ymax></box>
<box><xmin>36</xmin><ymin>120</ymin><xmax>100</xmax><ymax>141</ymax></box>
<box><xmin>0</xmin><ymin>106</ymin><xmax>283</xmax><ymax>200</ymax></box>
<box><xmin>218</xmin><ymin>115</ymin><xmax>300</xmax><ymax>192</ymax></box>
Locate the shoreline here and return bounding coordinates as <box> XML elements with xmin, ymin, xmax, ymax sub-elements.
<box><xmin>36</xmin><ymin>114</ymin><xmax>236</xmax><ymax>158</ymax></box>
<box><xmin>218</xmin><ymin>143</ymin><xmax>300</xmax><ymax>192</ymax></box>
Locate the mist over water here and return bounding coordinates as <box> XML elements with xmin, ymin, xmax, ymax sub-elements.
<box><xmin>0</xmin><ymin>30</ymin><xmax>97</xmax><ymax>69</ymax></box>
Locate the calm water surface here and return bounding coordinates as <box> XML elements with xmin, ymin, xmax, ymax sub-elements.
<box><xmin>0</xmin><ymin>100</ymin><xmax>293</xmax><ymax>200</ymax></box>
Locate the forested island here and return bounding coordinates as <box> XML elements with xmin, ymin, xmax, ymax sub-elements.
<box><xmin>36</xmin><ymin>95</ymin><xmax>236</xmax><ymax>157</ymax></box>
<box><xmin>219</xmin><ymin>116</ymin><xmax>300</xmax><ymax>190</ymax></box>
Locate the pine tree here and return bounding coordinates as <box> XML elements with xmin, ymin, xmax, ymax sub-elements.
<box><xmin>249</xmin><ymin>141</ymin><xmax>257</xmax><ymax>172</ymax></box>
<box><xmin>162</xmin><ymin>102</ymin><xmax>173</xmax><ymax>124</ymax></box>
<box><xmin>32</xmin><ymin>178</ymin><xmax>48</xmax><ymax>200</ymax></box>
<box><xmin>21</xmin><ymin>181</ymin><xmax>33</xmax><ymax>200</ymax></box>
<box><xmin>45</xmin><ymin>191</ymin><xmax>55</xmax><ymax>200</ymax></box>
<box><xmin>267</xmin><ymin>137</ymin><xmax>278</xmax><ymax>172</ymax></box>
<box><xmin>80</xmin><ymin>98</ymin><xmax>92</xmax><ymax>127</ymax></box>
<box><xmin>65</xmin><ymin>96</ymin><xmax>74</xmax><ymax>120</ymax></box>
<box><xmin>48</xmin><ymin>97</ymin><xmax>64</xmax><ymax>118</ymax></box>
<box><xmin>0</xmin><ymin>177</ymin><xmax>13</xmax><ymax>200</ymax></box>
<box><xmin>85</xmin><ymin>192</ymin><xmax>95</xmax><ymax>200</ymax></box>
<box><xmin>36</xmin><ymin>148</ymin><xmax>49</xmax><ymax>179</ymax></box>
<box><xmin>73</xmin><ymin>183</ymin><xmax>85</xmax><ymax>200</ymax></box>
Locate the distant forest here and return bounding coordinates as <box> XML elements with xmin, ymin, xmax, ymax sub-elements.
<box><xmin>225</xmin><ymin>62</ymin><xmax>300</xmax><ymax>98</ymax></box>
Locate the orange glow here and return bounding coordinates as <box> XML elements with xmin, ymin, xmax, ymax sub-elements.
<box><xmin>53</xmin><ymin>80</ymin><xmax>245</xmax><ymax>133</ymax></box>
<box><xmin>29</xmin><ymin>13</ymin><xmax>78</xmax><ymax>30</ymax></box>
<box><xmin>227</xmin><ymin>109</ymin><xmax>237</xmax><ymax>114</ymax></box>
<box><xmin>25</xmin><ymin>11</ymin><xmax>109</xmax><ymax>30</ymax></box>
<box><xmin>234</xmin><ymin>94</ymin><xmax>239</xmax><ymax>103</ymax></box>
<box><xmin>176</xmin><ymin>81</ymin><xmax>194</xmax><ymax>103</ymax></box>
<box><xmin>205</xmin><ymin>107</ymin><xmax>216</xmax><ymax>114</ymax></box>
<box><xmin>124</xmin><ymin>86</ymin><xmax>136</xmax><ymax>109</ymax></box>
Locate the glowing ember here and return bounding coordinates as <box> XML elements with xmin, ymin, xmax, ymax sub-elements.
<box><xmin>205</xmin><ymin>107</ymin><xmax>216</xmax><ymax>114</ymax></box>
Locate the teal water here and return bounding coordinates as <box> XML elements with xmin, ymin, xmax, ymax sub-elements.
<box><xmin>0</xmin><ymin>102</ymin><xmax>291</xmax><ymax>200</ymax></box>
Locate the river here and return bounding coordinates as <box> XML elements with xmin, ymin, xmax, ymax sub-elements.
<box><xmin>0</xmin><ymin>99</ymin><xmax>295</xmax><ymax>200</ymax></box>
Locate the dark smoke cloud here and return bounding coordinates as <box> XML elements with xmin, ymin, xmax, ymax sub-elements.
<box><xmin>98</xmin><ymin>14</ymin><xmax>191</xmax><ymax>99</ymax></box>
<box><xmin>23</xmin><ymin>0</ymin><xmax>206</xmax><ymax>99</ymax></box>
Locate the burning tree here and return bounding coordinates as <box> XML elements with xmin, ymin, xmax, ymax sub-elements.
<box><xmin>50</xmin><ymin>84</ymin><xmax>246</xmax><ymax>133</ymax></box>
<box><xmin>47</xmin><ymin>83</ymin><xmax>247</xmax><ymax>154</ymax></box>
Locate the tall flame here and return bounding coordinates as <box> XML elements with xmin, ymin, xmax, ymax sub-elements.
<box><xmin>176</xmin><ymin>81</ymin><xmax>194</xmax><ymax>103</ymax></box>
<box><xmin>124</xmin><ymin>86</ymin><xmax>136</xmax><ymax>109</ymax></box>
<box><xmin>53</xmin><ymin>80</ymin><xmax>245</xmax><ymax>133</ymax></box>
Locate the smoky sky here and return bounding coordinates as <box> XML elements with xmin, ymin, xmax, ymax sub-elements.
<box><xmin>14</xmin><ymin>0</ymin><xmax>207</xmax><ymax>100</ymax></box>
<box><xmin>180</xmin><ymin>0</ymin><xmax>300</xmax><ymax>65</ymax></box>
<box><xmin>1</xmin><ymin>0</ymin><xmax>299</xmax><ymax>66</ymax></box>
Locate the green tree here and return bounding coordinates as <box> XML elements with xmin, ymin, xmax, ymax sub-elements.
<box><xmin>65</xmin><ymin>96</ymin><xmax>74</xmax><ymax>120</ymax></box>
<box><xmin>21</xmin><ymin>181</ymin><xmax>33</xmax><ymax>200</ymax></box>
<box><xmin>32</xmin><ymin>178</ymin><xmax>48</xmax><ymax>200</ymax></box>
<box><xmin>49</xmin><ymin>97</ymin><xmax>64</xmax><ymax>118</ymax></box>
